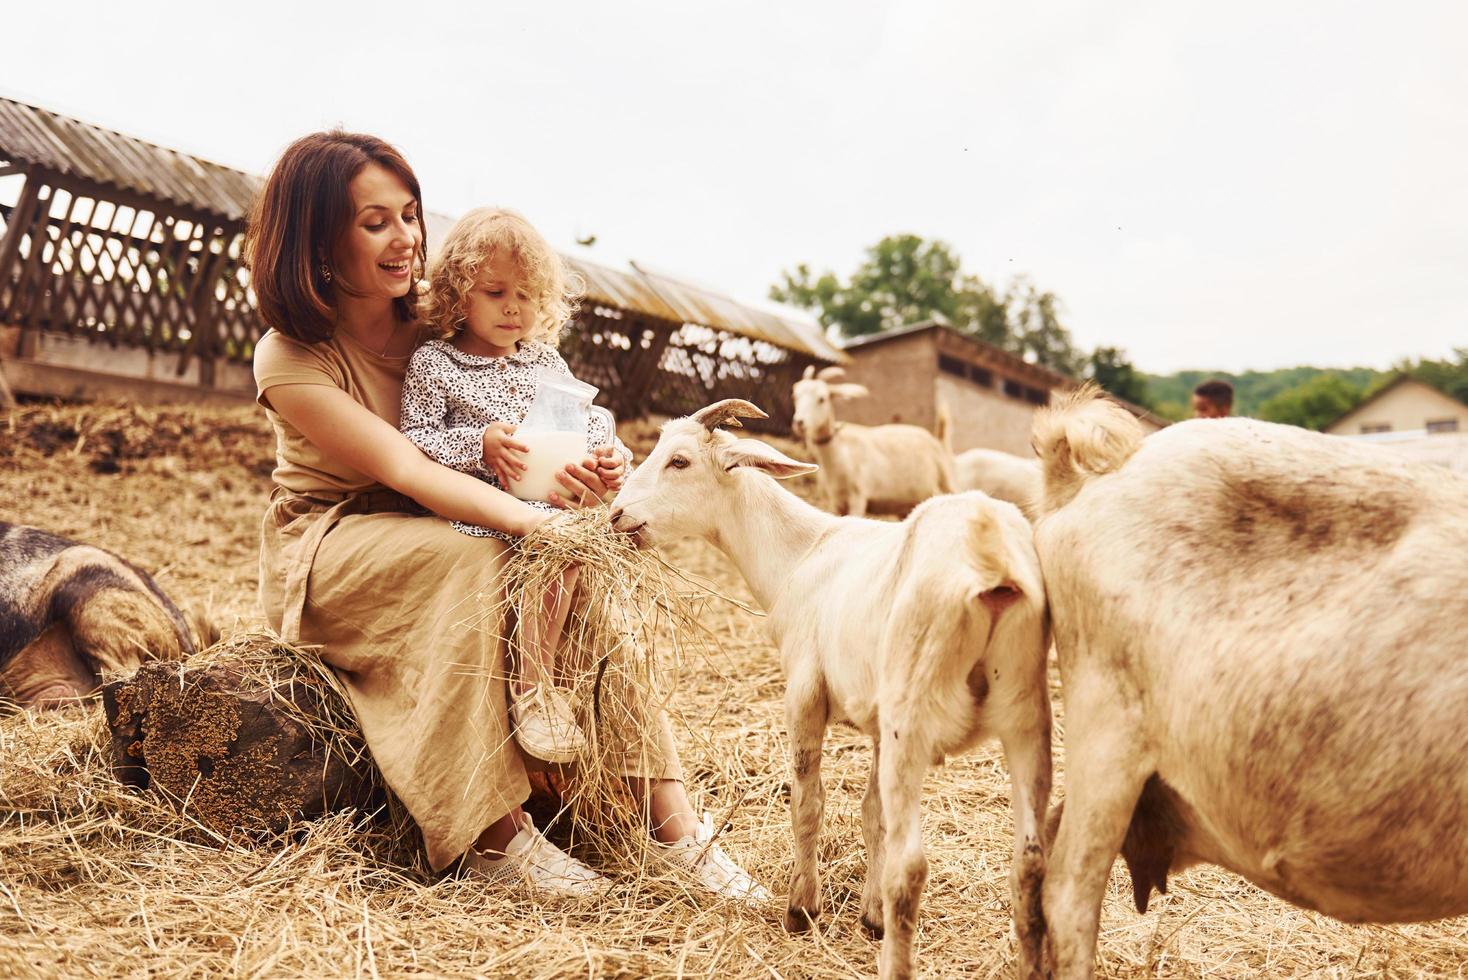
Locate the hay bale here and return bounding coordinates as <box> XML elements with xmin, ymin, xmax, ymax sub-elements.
<box><xmin>100</xmin><ymin>633</ymin><xmax>383</xmax><ymax>839</ymax></box>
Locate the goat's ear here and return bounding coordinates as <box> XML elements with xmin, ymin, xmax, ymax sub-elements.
<box><xmin>719</xmin><ymin>438</ymin><xmax>819</xmax><ymax>479</ymax></box>
<box><xmin>802</xmin><ymin>364</ymin><xmax>816</xmax><ymax>381</ymax></box>
<box><xmin>829</xmin><ymin>383</ymin><xmax>869</xmax><ymax>401</ymax></box>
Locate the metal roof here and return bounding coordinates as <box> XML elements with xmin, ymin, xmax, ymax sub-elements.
<box><xmin>564</xmin><ymin>254</ymin><xmax>846</xmax><ymax>363</ymax></box>
<box><xmin>564</xmin><ymin>254</ymin><xmax>682</xmax><ymax>324</ymax></box>
<box><xmin>0</xmin><ymin>96</ymin><xmax>261</xmax><ymax>221</ymax></box>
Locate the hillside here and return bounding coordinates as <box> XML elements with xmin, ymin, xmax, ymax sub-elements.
<box><xmin>1139</xmin><ymin>366</ymin><xmax>1387</xmax><ymax>421</ymax></box>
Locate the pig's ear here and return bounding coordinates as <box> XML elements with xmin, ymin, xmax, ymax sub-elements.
<box><xmin>718</xmin><ymin>439</ymin><xmax>818</xmax><ymax>479</ymax></box>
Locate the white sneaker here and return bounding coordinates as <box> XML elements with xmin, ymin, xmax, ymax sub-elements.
<box><xmin>653</xmin><ymin>813</ymin><xmax>773</xmax><ymax>904</ymax></box>
<box><xmin>511</xmin><ymin>684</ymin><xmax>588</xmax><ymax>764</ymax></box>
<box><xmin>462</xmin><ymin>818</ymin><xmax>609</xmax><ymax>898</ymax></box>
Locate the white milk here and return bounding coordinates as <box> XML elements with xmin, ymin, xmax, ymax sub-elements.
<box><xmin>507</xmin><ymin>429</ymin><xmax>589</xmax><ymax>501</ymax></box>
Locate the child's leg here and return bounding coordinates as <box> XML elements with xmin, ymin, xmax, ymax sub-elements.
<box><xmin>513</xmin><ymin>565</ymin><xmax>581</xmax><ymax>696</ymax></box>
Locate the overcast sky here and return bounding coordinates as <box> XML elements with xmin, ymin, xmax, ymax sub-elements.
<box><xmin>5</xmin><ymin>0</ymin><xmax>1464</xmax><ymax>374</ymax></box>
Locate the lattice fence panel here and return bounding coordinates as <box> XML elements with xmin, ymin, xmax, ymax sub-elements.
<box><xmin>0</xmin><ymin>174</ymin><xmax>266</xmax><ymax>373</ymax></box>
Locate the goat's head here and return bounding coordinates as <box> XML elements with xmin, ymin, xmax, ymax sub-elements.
<box><xmin>610</xmin><ymin>399</ymin><xmax>818</xmax><ymax>548</ymax></box>
<box><xmin>791</xmin><ymin>365</ymin><xmax>869</xmax><ymax>445</ymax></box>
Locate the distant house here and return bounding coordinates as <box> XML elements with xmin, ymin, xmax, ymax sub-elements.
<box><xmin>1325</xmin><ymin>375</ymin><xmax>1468</xmax><ymax>474</ymax></box>
<box><xmin>1324</xmin><ymin>376</ymin><xmax>1468</xmax><ymax>438</ymax></box>
<box><xmin>837</xmin><ymin>321</ymin><xmax>1166</xmax><ymax>458</ymax></box>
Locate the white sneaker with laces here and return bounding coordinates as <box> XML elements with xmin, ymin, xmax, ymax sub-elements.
<box><xmin>511</xmin><ymin>683</ymin><xmax>588</xmax><ymax>764</ymax></box>
<box><xmin>462</xmin><ymin>818</ymin><xmax>609</xmax><ymax>898</ymax></box>
<box><xmin>654</xmin><ymin>812</ymin><xmax>773</xmax><ymax>904</ymax></box>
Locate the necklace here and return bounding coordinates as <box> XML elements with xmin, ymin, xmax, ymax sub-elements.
<box><xmin>374</xmin><ymin>319</ymin><xmax>402</xmax><ymax>358</ymax></box>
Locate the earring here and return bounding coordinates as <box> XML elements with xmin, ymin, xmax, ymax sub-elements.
<box><xmin>320</xmin><ymin>262</ymin><xmax>333</xmax><ymax>283</ymax></box>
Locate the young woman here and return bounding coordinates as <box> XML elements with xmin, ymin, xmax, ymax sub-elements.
<box><xmin>246</xmin><ymin>131</ymin><xmax>767</xmax><ymax>901</ymax></box>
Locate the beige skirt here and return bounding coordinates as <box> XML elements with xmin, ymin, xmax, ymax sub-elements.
<box><xmin>258</xmin><ymin>489</ymin><xmax>682</xmax><ymax>870</ymax></box>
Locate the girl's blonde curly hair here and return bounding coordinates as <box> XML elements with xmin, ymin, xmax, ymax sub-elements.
<box><xmin>420</xmin><ymin>207</ymin><xmax>583</xmax><ymax>345</ymax></box>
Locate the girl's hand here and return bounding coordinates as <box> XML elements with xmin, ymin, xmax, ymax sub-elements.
<box><xmin>482</xmin><ymin>423</ymin><xmax>529</xmax><ymax>489</ymax></box>
<box><xmin>592</xmin><ymin>446</ymin><xmax>626</xmax><ymax>491</ymax></box>
<box><xmin>547</xmin><ymin>458</ymin><xmax>611</xmax><ymax>510</ymax></box>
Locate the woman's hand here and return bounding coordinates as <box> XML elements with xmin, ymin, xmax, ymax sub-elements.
<box><xmin>482</xmin><ymin>422</ymin><xmax>529</xmax><ymax>489</ymax></box>
<box><xmin>547</xmin><ymin>457</ymin><xmax>612</xmax><ymax>509</ymax></box>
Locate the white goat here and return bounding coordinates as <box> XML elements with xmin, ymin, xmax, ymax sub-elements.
<box><xmin>791</xmin><ymin>366</ymin><xmax>955</xmax><ymax>516</ymax></box>
<box><xmin>1032</xmin><ymin>386</ymin><xmax>1468</xmax><ymax>979</ymax></box>
<box><xmin>954</xmin><ymin>447</ymin><xmax>1042</xmax><ymax>520</ymax></box>
<box><xmin>611</xmin><ymin>400</ymin><xmax>1053</xmax><ymax>980</ymax></box>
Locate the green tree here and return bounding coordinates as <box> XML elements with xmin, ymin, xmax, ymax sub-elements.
<box><xmin>1405</xmin><ymin>348</ymin><xmax>1468</xmax><ymax>404</ymax></box>
<box><xmin>770</xmin><ymin>235</ymin><xmax>966</xmax><ymax>338</ymax></box>
<box><xmin>1257</xmin><ymin>373</ymin><xmax>1365</xmax><ymax>429</ymax></box>
<box><xmin>1087</xmin><ymin>346</ymin><xmax>1151</xmax><ymax>406</ymax></box>
<box><xmin>771</xmin><ymin>234</ymin><xmax>1085</xmax><ymax>376</ymax></box>
<box><xmin>1004</xmin><ymin>276</ymin><xmax>1082</xmax><ymax>377</ymax></box>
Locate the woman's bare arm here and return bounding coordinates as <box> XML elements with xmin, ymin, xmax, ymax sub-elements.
<box><xmin>267</xmin><ymin>383</ymin><xmax>550</xmax><ymax>536</ymax></box>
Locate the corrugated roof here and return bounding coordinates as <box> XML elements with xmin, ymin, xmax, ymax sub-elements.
<box><xmin>631</xmin><ymin>262</ymin><xmax>847</xmax><ymax>362</ymax></box>
<box><xmin>0</xmin><ymin>96</ymin><xmax>260</xmax><ymax>221</ymax></box>
<box><xmin>563</xmin><ymin>254</ymin><xmax>683</xmax><ymax>324</ymax></box>
<box><xmin>561</xmin><ymin>254</ymin><xmax>845</xmax><ymax>363</ymax></box>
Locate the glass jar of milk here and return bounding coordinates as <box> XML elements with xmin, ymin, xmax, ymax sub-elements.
<box><xmin>508</xmin><ymin>369</ymin><xmax>616</xmax><ymax>502</ymax></box>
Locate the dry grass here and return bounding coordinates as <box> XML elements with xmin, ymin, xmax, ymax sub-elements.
<box><xmin>3</xmin><ymin>402</ymin><xmax>1467</xmax><ymax>978</ymax></box>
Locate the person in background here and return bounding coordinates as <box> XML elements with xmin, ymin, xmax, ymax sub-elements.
<box><xmin>1192</xmin><ymin>379</ymin><xmax>1234</xmax><ymax>419</ymax></box>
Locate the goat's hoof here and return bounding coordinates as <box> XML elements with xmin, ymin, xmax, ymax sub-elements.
<box><xmin>859</xmin><ymin>913</ymin><xmax>885</xmax><ymax>940</ymax></box>
<box><xmin>783</xmin><ymin>905</ymin><xmax>819</xmax><ymax>933</ymax></box>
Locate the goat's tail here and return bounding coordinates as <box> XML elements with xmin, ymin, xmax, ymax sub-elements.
<box><xmin>934</xmin><ymin>398</ymin><xmax>953</xmax><ymax>454</ymax></box>
<box><xmin>1031</xmin><ymin>383</ymin><xmax>1144</xmax><ymax>515</ymax></box>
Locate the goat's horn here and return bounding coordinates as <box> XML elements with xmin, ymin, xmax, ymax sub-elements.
<box><xmin>802</xmin><ymin>364</ymin><xmax>816</xmax><ymax>380</ymax></box>
<box><xmin>691</xmin><ymin>399</ymin><xmax>768</xmax><ymax>431</ymax></box>
<box><xmin>816</xmin><ymin>366</ymin><xmax>847</xmax><ymax>382</ymax></box>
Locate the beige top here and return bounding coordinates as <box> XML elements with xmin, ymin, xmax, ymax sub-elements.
<box><xmin>253</xmin><ymin>328</ymin><xmax>415</xmax><ymax>494</ymax></box>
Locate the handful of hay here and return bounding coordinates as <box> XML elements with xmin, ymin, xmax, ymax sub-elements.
<box><xmin>458</xmin><ymin>506</ymin><xmax>724</xmax><ymax>857</ymax></box>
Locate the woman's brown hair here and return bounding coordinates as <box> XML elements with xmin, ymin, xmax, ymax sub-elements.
<box><xmin>245</xmin><ymin>131</ymin><xmax>427</xmax><ymax>344</ymax></box>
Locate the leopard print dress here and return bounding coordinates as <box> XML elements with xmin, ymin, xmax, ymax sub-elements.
<box><xmin>399</xmin><ymin>339</ymin><xmax>631</xmax><ymax>541</ymax></box>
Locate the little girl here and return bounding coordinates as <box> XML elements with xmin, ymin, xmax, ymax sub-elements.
<box><xmin>400</xmin><ymin>207</ymin><xmax>630</xmax><ymax>765</ymax></box>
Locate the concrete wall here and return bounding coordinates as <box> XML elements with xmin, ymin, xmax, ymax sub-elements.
<box><xmin>1326</xmin><ymin>379</ymin><xmax>1468</xmax><ymax>436</ymax></box>
<box><xmin>837</xmin><ymin>332</ymin><xmax>938</xmax><ymax>431</ymax></box>
<box><xmin>934</xmin><ymin>374</ymin><xmax>1043</xmax><ymax>457</ymax></box>
<box><xmin>838</xmin><ymin>332</ymin><xmax>1046</xmax><ymax>456</ymax></box>
<box><xmin>0</xmin><ymin>324</ymin><xmax>254</xmax><ymax>405</ymax></box>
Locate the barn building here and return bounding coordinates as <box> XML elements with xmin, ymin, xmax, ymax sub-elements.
<box><xmin>836</xmin><ymin>320</ymin><xmax>1166</xmax><ymax>458</ymax></box>
<box><xmin>0</xmin><ymin>96</ymin><xmax>841</xmax><ymax>431</ymax></box>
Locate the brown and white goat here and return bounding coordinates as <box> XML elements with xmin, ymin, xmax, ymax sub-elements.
<box><xmin>791</xmin><ymin>366</ymin><xmax>955</xmax><ymax>517</ymax></box>
<box><xmin>611</xmin><ymin>400</ymin><xmax>1052</xmax><ymax>980</ymax></box>
<box><xmin>1033</xmin><ymin>387</ymin><xmax>1468</xmax><ymax>979</ymax></box>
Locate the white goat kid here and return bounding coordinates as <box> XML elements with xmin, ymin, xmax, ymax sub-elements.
<box><xmin>791</xmin><ymin>366</ymin><xmax>955</xmax><ymax>517</ymax></box>
<box><xmin>1033</xmin><ymin>387</ymin><xmax>1468</xmax><ymax>979</ymax></box>
<box><xmin>954</xmin><ymin>447</ymin><xmax>1042</xmax><ymax>521</ymax></box>
<box><xmin>610</xmin><ymin>400</ymin><xmax>1053</xmax><ymax>980</ymax></box>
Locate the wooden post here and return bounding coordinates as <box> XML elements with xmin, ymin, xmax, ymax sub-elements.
<box><xmin>0</xmin><ymin>167</ymin><xmax>42</xmax><ymax>320</ymax></box>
